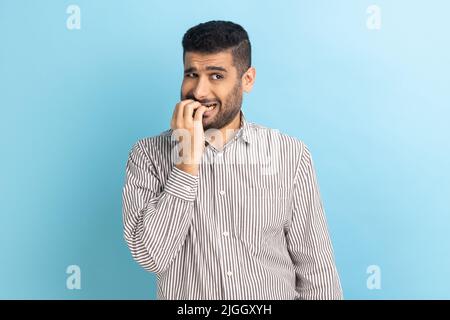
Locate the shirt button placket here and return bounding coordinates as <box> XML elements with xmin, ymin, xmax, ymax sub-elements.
<box><xmin>214</xmin><ymin>150</ymin><xmax>233</xmax><ymax>299</ymax></box>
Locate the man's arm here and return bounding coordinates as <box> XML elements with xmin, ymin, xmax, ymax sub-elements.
<box><xmin>122</xmin><ymin>140</ymin><xmax>198</xmax><ymax>274</ymax></box>
<box><xmin>286</xmin><ymin>142</ymin><xmax>343</xmax><ymax>299</ymax></box>
<box><xmin>122</xmin><ymin>100</ymin><xmax>210</xmax><ymax>274</ymax></box>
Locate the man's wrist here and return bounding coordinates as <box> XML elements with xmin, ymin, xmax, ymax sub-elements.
<box><xmin>175</xmin><ymin>163</ymin><xmax>199</xmax><ymax>176</ymax></box>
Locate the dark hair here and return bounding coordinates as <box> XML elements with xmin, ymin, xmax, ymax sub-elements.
<box><xmin>182</xmin><ymin>20</ymin><xmax>251</xmax><ymax>77</ymax></box>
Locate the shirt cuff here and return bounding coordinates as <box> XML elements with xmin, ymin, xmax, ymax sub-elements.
<box><xmin>164</xmin><ymin>166</ymin><xmax>199</xmax><ymax>202</ymax></box>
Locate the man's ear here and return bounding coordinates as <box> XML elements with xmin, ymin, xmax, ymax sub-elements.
<box><xmin>242</xmin><ymin>67</ymin><xmax>256</xmax><ymax>93</ymax></box>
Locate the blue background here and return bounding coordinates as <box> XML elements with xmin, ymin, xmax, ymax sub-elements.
<box><xmin>1</xmin><ymin>0</ymin><xmax>449</xmax><ymax>299</ymax></box>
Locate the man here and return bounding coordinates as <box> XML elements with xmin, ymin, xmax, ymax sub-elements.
<box><xmin>122</xmin><ymin>20</ymin><xmax>343</xmax><ymax>299</ymax></box>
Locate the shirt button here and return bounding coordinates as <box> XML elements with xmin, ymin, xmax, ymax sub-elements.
<box><xmin>222</xmin><ymin>231</ymin><xmax>229</xmax><ymax>237</ymax></box>
<box><xmin>226</xmin><ymin>271</ymin><xmax>233</xmax><ymax>277</ymax></box>
<box><xmin>219</xmin><ymin>190</ymin><xmax>225</xmax><ymax>196</ymax></box>
<box><xmin>216</xmin><ymin>152</ymin><xmax>223</xmax><ymax>157</ymax></box>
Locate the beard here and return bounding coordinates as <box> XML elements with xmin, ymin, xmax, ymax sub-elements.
<box><xmin>181</xmin><ymin>81</ymin><xmax>243</xmax><ymax>131</ymax></box>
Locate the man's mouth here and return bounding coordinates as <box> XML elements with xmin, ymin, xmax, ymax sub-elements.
<box><xmin>202</xmin><ymin>102</ymin><xmax>219</xmax><ymax>109</ymax></box>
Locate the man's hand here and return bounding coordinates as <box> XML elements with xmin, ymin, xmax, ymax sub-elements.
<box><xmin>170</xmin><ymin>99</ymin><xmax>213</xmax><ymax>176</ymax></box>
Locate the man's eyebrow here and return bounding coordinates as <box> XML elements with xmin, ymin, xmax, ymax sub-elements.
<box><xmin>206</xmin><ymin>66</ymin><xmax>228</xmax><ymax>72</ymax></box>
<box><xmin>184</xmin><ymin>66</ymin><xmax>228</xmax><ymax>74</ymax></box>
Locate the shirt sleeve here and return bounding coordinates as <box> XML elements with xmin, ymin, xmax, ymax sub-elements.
<box><xmin>286</xmin><ymin>142</ymin><xmax>343</xmax><ymax>299</ymax></box>
<box><xmin>122</xmin><ymin>140</ymin><xmax>198</xmax><ymax>274</ymax></box>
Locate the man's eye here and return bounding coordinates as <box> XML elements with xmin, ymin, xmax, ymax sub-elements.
<box><xmin>185</xmin><ymin>73</ymin><xmax>197</xmax><ymax>78</ymax></box>
<box><xmin>211</xmin><ymin>74</ymin><xmax>224</xmax><ymax>80</ymax></box>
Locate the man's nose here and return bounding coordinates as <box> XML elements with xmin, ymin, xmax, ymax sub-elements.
<box><xmin>193</xmin><ymin>76</ymin><xmax>210</xmax><ymax>100</ymax></box>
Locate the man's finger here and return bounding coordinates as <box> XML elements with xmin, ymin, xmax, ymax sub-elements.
<box><xmin>171</xmin><ymin>102</ymin><xmax>182</xmax><ymax>129</ymax></box>
<box><xmin>184</xmin><ymin>101</ymin><xmax>202</xmax><ymax>125</ymax></box>
<box><xmin>193</xmin><ymin>105</ymin><xmax>210</xmax><ymax>123</ymax></box>
<box><xmin>176</xmin><ymin>99</ymin><xmax>195</xmax><ymax>126</ymax></box>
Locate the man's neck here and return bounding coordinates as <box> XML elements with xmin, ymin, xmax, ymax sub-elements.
<box><xmin>206</xmin><ymin>111</ymin><xmax>242</xmax><ymax>151</ymax></box>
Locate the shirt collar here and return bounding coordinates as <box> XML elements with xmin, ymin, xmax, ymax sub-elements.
<box><xmin>238</xmin><ymin>110</ymin><xmax>251</xmax><ymax>144</ymax></box>
<box><xmin>203</xmin><ymin>109</ymin><xmax>252</xmax><ymax>147</ymax></box>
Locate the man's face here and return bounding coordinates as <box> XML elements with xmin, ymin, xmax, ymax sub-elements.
<box><xmin>181</xmin><ymin>51</ymin><xmax>243</xmax><ymax>130</ymax></box>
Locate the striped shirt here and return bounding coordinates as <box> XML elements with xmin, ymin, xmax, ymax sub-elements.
<box><xmin>122</xmin><ymin>111</ymin><xmax>343</xmax><ymax>300</ymax></box>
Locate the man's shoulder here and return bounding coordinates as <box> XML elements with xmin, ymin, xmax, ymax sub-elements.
<box><xmin>128</xmin><ymin>129</ymin><xmax>174</xmax><ymax>160</ymax></box>
<box><xmin>136</xmin><ymin>129</ymin><xmax>173</xmax><ymax>145</ymax></box>
<box><xmin>246</xmin><ymin>121</ymin><xmax>306</xmax><ymax>152</ymax></box>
